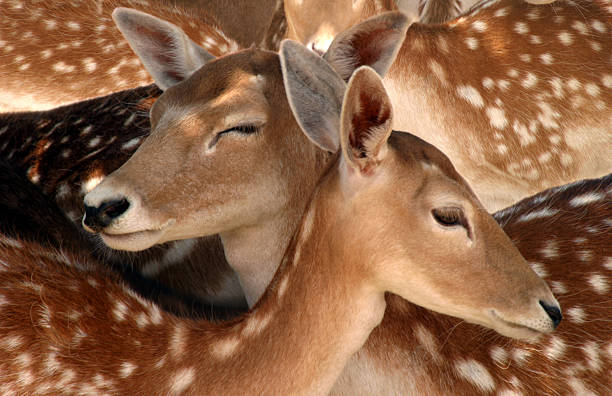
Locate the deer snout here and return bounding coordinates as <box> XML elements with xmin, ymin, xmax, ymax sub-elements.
<box><xmin>539</xmin><ymin>300</ymin><xmax>562</xmax><ymax>329</ymax></box>
<box><xmin>82</xmin><ymin>198</ymin><xmax>130</xmax><ymax>233</ymax></box>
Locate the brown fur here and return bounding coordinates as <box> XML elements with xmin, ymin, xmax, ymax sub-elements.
<box><xmin>382</xmin><ymin>0</ymin><xmax>612</xmax><ymax>210</ymax></box>
<box><xmin>0</xmin><ymin>0</ymin><xmax>238</xmax><ymax>111</ymax></box>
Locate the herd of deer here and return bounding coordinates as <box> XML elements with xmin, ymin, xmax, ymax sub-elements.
<box><xmin>0</xmin><ymin>0</ymin><xmax>610</xmax><ymax>394</ymax></box>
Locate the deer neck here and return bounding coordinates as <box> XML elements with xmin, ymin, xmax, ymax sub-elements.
<box><xmin>219</xmin><ymin>205</ymin><xmax>306</xmax><ymax>307</ymax></box>
<box><xmin>190</xmin><ymin>183</ymin><xmax>387</xmax><ymax>394</ymax></box>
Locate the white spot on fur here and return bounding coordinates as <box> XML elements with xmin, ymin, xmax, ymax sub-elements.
<box><xmin>119</xmin><ymin>361</ymin><xmax>137</xmax><ymax>378</ymax></box>
<box><xmin>428</xmin><ymin>60</ymin><xmax>447</xmax><ymax>84</ymax></box>
<box><xmin>591</xmin><ymin>20</ymin><xmax>606</xmax><ymax>33</ymax></box>
<box><xmin>52</xmin><ymin>61</ymin><xmax>76</xmax><ymax>73</ymax></box>
<box><xmin>242</xmin><ymin>312</ymin><xmax>273</xmax><ymax>337</ymax></box>
<box><xmin>454</xmin><ymin>359</ymin><xmax>495</xmax><ymax>392</ymax></box>
<box><xmin>539</xmin><ymin>53</ymin><xmax>553</xmax><ymax>65</ymax></box>
<box><xmin>540</xmin><ymin>240</ymin><xmax>559</xmax><ymax>259</ymax></box>
<box><xmin>588</xmin><ymin>273</ymin><xmax>609</xmax><ymax>294</ymax></box>
<box><xmin>415</xmin><ymin>324</ymin><xmax>441</xmax><ymax>363</ymax></box>
<box><xmin>567</xmin><ymin>306</ymin><xmax>586</xmax><ymax>323</ymax></box>
<box><xmin>168</xmin><ymin>367</ymin><xmax>195</xmax><ymax>395</ymax></box>
<box><xmin>82</xmin><ymin>57</ymin><xmax>97</xmax><ymax>73</ymax></box>
<box><xmin>544</xmin><ymin>336</ymin><xmax>566</xmax><ymax>360</ymax></box>
<box><xmin>570</xmin><ymin>192</ymin><xmax>604</xmax><ymax>207</ymax></box>
<box><xmin>602</xmin><ymin>74</ymin><xmax>612</xmax><ymax>89</ymax></box>
<box><xmin>122</xmin><ymin>137</ymin><xmax>141</xmax><ymax>151</ymax></box>
<box><xmin>550</xmin><ymin>281</ymin><xmax>567</xmax><ymax>294</ymax></box>
<box><xmin>530</xmin><ymin>35</ymin><xmax>542</xmax><ymax>44</ymax></box>
<box><xmin>514</xmin><ymin>22</ymin><xmax>528</xmax><ymax>34</ymax></box>
<box><xmin>211</xmin><ymin>337</ymin><xmax>240</xmax><ymax>359</ymax></box>
<box><xmin>558</xmin><ymin>31</ymin><xmax>574</xmax><ymax>45</ymax></box>
<box><xmin>518</xmin><ymin>208</ymin><xmax>559</xmax><ymax>223</ymax></box>
<box><xmin>457</xmin><ymin>85</ymin><xmax>484</xmax><ymax>107</ymax></box>
<box><xmin>170</xmin><ymin>324</ymin><xmax>187</xmax><ymax>359</ymax></box>
<box><xmin>113</xmin><ymin>301</ymin><xmax>128</xmax><ymax>322</ymax></box>
<box><xmin>528</xmin><ymin>261</ymin><xmax>548</xmax><ymax>278</ymax></box>
<box><xmin>583</xmin><ymin>341</ymin><xmax>602</xmax><ymax>372</ymax></box>
<box><xmin>66</xmin><ymin>21</ymin><xmax>81</xmax><ymax>30</ymax></box>
<box><xmin>472</xmin><ymin>21</ymin><xmax>487</xmax><ymax>32</ymax></box>
<box><xmin>603</xmin><ymin>257</ymin><xmax>612</xmax><ymax>271</ymax></box>
<box><xmin>465</xmin><ymin>37</ymin><xmax>479</xmax><ymax>50</ymax></box>
<box><xmin>486</xmin><ymin>106</ymin><xmax>507</xmax><ymax>129</ymax></box>
<box><xmin>571</xmin><ymin>20</ymin><xmax>588</xmax><ymax>35</ymax></box>
<box><xmin>511</xmin><ymin>348</ymin><xmax>530</xmax><ymax>365</ymax></box>
<box><xmin>482</xmin><ymin>77</ymin><xmax>495</xmax><ymax>90</ymax></box>
<box><xmin>490</xmin><ymin>345</ymin><xmax>508</xmax><ymax>366</ymax></box>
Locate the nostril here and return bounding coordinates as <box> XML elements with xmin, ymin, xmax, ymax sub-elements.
<box><xmin>101</xmin><ymin>198</ymin><xmax>130</xmax><ymax>220</ymax></box>
<box><xmin>539</xmin><ymin>300</ymin><xmax>562</xmax><ymax>328</ymax></box>
<box><xmin>82</xmin><ymin>198</ymin><xmax>130</xmax><ymax>232</ymax></box>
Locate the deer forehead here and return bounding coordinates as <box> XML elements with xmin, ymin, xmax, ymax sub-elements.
<box><xmin>154</xmin><ymin>70</ymin><xmax>272</xmax><ymax>135</ymax></box>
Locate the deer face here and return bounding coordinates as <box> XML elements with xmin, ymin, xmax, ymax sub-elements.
<box><xmin>83</xmin><ymin>49</ymin><xmax>322</xmax><ymax>251</ymax></box>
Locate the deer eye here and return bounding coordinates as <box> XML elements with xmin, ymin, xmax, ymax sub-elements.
<box><xmin>432</xmin><ymin>207</ymin><xmax>466</xmax><ymax>228</ymax></box>
<box><xmin>208</xmin><ymin>124</ymin><xmax>262</xmax><ymax>148</ymax></box>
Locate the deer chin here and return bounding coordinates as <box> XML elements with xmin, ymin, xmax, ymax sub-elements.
<box><xmin>486</xmin><ymin>310</ymin><xmax>548</xmax><ymax>343</ymax></box>
<box><xmin>99</xmin><ymin>220</ymin><xmax>175</xmax><ymax>252</ymax></box>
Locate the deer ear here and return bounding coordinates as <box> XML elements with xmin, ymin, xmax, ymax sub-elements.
<box><xmin>323</xmin><ymin>11</ymin><xmax>410</xmax><ymax>81</ymax></box>
<box><xmin>112</xmin><ymin>7</ymin><xmax>215</xmax><ymax>90</ymax></box>
<box><xmin>340</xmin><ymin>66</ymin><xmax>393</xmax><ymax>173</ymax></box>
<box><xmin>280</xmin><ymin>40</ymin><xmax>346</xmax><ymax>152</ymax></box>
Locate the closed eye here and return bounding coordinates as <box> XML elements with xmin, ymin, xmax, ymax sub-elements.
<box><xmin>431</xmin><ymin>207</ymin><xmax>471</xmax><ymax>238</ymax></box>
<box><xmin>208</xmin><ymin>124</ymin><xmax>261</xmax><ymax>148</ymax></box>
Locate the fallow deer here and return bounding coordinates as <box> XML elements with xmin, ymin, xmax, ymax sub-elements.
<box><xmin>320</xmin><ymin>0</ymin><xmax>612</xmax><ymax>211</ymax></box>
<box><xmin>0</xmin><ymin>64</ymin><xmax>566</xmax><ymax>396</ymax></box>
<box><xmin>0</xmin><ymin>84</ymin><xmax>247</xmax><ymax>316</ymax></box>
<box><xmin>0</xmin><ymin>0</ymin><xmax>239</xmax><ymax>112</ymax></box>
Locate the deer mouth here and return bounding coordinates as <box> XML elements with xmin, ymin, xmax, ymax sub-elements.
<box><xmin>488</xmin><ymin>310</ymin><xmax>546</xmax><ymax>342</ymax></box>
<box><xmin>98</xmin><ymin>220</ymin><xmax>175</xmax><ymax>252</ymax></box>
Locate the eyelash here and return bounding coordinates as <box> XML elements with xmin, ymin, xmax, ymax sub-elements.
<box><xmin>431</xmin><ymin>207</ymin><xmax>467</xmax><ymax>229</ymax></box>
<box><xmin>208</xmin><ymin>124</ymin><xmax>260</xmax><ymax>148</ymax></box>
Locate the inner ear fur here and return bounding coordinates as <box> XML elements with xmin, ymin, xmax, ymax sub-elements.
<box><xmin>341</xmin><ymin>66</ymin><xmax>393</xmax><ymax>172</ymax></box>
<box><xmin>324</xmin><ymin>11</ymin><xmax>410</xmax><ymax>81</ymax></box>
<box><xmin>112</xmin><ymin>7</ymin><xmax>214</xmax><ymax>90</ymax></box>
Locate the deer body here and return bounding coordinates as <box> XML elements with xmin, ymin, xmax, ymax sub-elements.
<box><xmin>381</xmin><ymin>0</ymin><xmax>612</xmax><ymax>210</ymax></box>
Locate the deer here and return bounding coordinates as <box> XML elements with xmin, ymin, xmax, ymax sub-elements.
<box><xmin>318</xmin><ymin>0</ymin><xmax>612</xmax><ymax>211</ymax></box>
<box><xmin>0</xmin><ymin>82</ymin><xmax>249</xmax><ymax>317</ymax></box>
<box><xmin>0</xmin><ymin>60</ymin><xmax>570</xmax><ymax>395</ymax></box>
<box><xmin>81</xmin><ymin>9</ymin><xmax>611</xmax><ymax>393</ymax></box>
<box><xmin>0</xmin><ymin>0</ymin><xmax>240</xmax><ymax>112</ymax></box>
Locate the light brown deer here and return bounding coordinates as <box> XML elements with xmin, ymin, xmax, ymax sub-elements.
<box><xmin>0</xmin><ymin>62</ymin><xmax>567</xmax><ymax>396</ymax></box>
<box><xmin>0</xmin><ymin>84</ymin><xmax>247</xmax><ymax>316</ymax></box>
<box><xmin>0</xmin><ymin>0</ymin><xmax>239</xmax><ymax>112</ymax></box>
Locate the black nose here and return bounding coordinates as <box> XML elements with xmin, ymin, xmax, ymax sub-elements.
<box><xmin>83</xmin><ymin>198</ymin><xmax>130</xmax><ymax>232</ymax></box>
<box><xmin>539</xmin><ymin>300</ymin><xmax>562</xmax><ymax>328</ymax></box>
